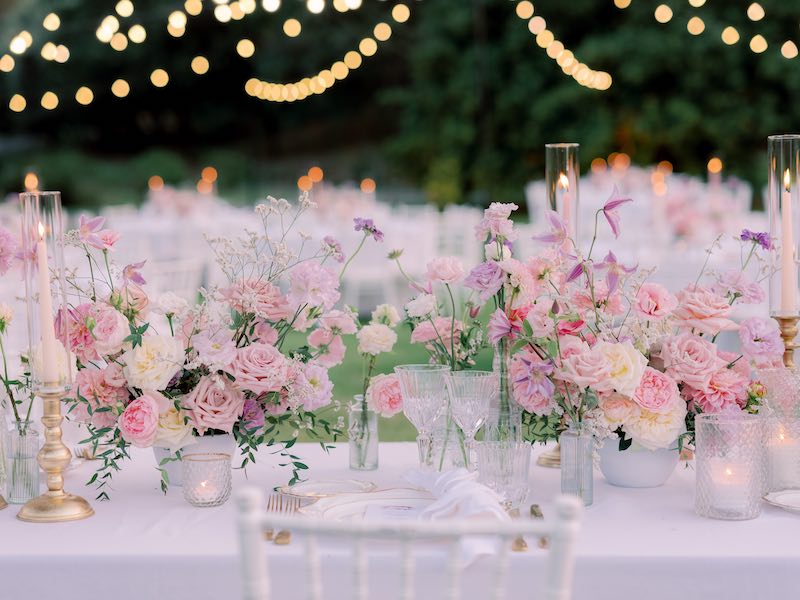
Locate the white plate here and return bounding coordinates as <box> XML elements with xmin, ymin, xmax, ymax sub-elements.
<box><xmin>299</xmin><ymin>488</ymin><xmax>434</xmax><ymax>521</ymax></box>
<box><xmin>275</xmin><ymin>479</ymin><xmax>377</xmax><ymax>499</ymax></box>
<box><xmin>763</xmin><ymin>489</ymin><xmax>800</xmax><ymax>513</ymax></box>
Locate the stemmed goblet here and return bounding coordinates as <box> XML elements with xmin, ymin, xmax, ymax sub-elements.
<box><xmin>444</xmin><ymin>370</ymin><xmax>496</xmax><ymax>469</ymax></box>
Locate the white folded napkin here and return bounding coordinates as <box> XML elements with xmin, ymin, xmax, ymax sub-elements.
<box><xmin>404</xmin><ymin>468</ymin><xmax>510</xmax><ymax>522</ymax></box>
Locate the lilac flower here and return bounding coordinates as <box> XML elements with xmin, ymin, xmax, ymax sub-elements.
<box><xmin>354</xmin><ymin>217</ymin><xmax>384</xmax><ymax>242</ymax></box>
<box><xmin>122</xmin><ymin>260</ymin><xmax>147</xmax><ymax>285</ymax></box>
<box><xmin>513</xmin><ymin>356</ymin><xmax>555</xmax><ymax>400</ymax></box>
<box><xmin>740</xmin><ymin>229</ymin><xmax>773</xmax><ymax>251</ymax></box>
<box><xmin>242</xmin><ymin>398</ymin><xmax>266</xmax><ymax>430</ymax></box>
<box><xmin>0</xmin><ymin>226</ymin><xmax>17</xmax><ymax>276</ymax></box>
<box><xmin>601</xmin><ymin>187</ymin><xmax>632</xmax><ymax>239</ymax></box>
<box><xmin>78</xmin><ymin>215</ymin><xmax>106</xmax><ymax>249</ymax></box>
<box><xmin>322</xmin><ymin>235</ymin><xmax>345</xmax><ymax>263</ymax></box>
<box><xmin>464</xmin><ymin>261</ymin><xmax>506</xmax><ymax>302</ymax></box>
<box><xmin>593</xmin><ymin>251</ymin><xmax>636</xmax><ymax>294</ymax></box>
<box><xmin>488</xmin><ymin>309</ymin><xmax>518</xmax><ymax>345</ymax></box>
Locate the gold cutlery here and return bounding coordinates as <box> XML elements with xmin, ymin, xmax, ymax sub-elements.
<box><xmin>510</xmin><ymin>507</ymin><xmax>528</xmax><ymax>552</ymax></box>
<box><xmin>530</xmin><ymin>504</ymin><xmax>549</xmax><ymax>549</ymax></box>
<box><xmin>266</xmin><ymin>493</ymin><xmax>300</xmax><ymax>545</ymax></box>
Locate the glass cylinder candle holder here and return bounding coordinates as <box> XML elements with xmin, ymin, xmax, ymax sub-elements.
<box><xmin>182</xmin><ymin>453</ymin><xmax>232</xmax><ymax>507</ymax></box>
<box><xmin>560</xmin><ymin>423</ymin><xmax>593</xmax><ymax>506</ymax></box>
<box><xmin>767</xmin><ymin>417</ymin><xmax>800</xmax><ymax>492</ymax></box>
<box><xmin>767</xmin><ymin>135</ymin><xmax>800</xmax><ymax>318</ymax></box>
<box><xmin>757</xmin><ymin>366</ymin><xmax>800</xmax><ymax>420</ymax></box>
<box><xmin>695</xmin><ymin>413</ymin><xmax>767</xmax><ymax>520</ymax></box>
<box><xmin>19</xmin><ymin>191</ymin><xmax>72</xmax><ymax>394</ymax></box>
<box><xmin>545</xmin><ymin>143</ymin><xmax>580</xmax><ymax>241</ymax></box>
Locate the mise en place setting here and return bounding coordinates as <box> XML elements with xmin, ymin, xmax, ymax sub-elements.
<box><xmin>4</xmin><ymin>2</ymin><xmax>800</xmax><ymax>598</ymax></box>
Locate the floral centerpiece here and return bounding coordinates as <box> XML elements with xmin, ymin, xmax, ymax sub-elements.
<box><xmin>63</xmin><ymin>194</ymin><xmax>377</xmax><ymax>498</ymax></box>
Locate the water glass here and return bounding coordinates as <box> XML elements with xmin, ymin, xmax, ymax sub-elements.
<box><xmin>182</xmin><ymin>453</ymin><xmax>232</xmax><ymax>507</ymax></box>
<box><xmin>476</xmin><ymin>441</ymin><xmax>531</xmax><ymax>510</ymax></box>
<box><xmin>5</xmin><ymin>421</ymin><xmax>40</xmax><ymax>504</ymax></box>
<box><xmin>695</xmin><ymin>413</ymin><xmax>767</xmax><ymax>520</ymax></box>
<box><xmin>445</xmin><ymin>370</ymin><xmax>495</xmax><ymax>468</ymax></box>
<box><xmin>395</xmin><ymin>364</ymin><xmax>450</xmax><ymax>468</ymax></box>
<box><xmin>348</xmin><ymin>396</ymin><xmax>378</xmax><ymax>471</ymax></box>
<box><xmin>560</xmin><ymin>425</ymin><xmax>593</xmax><ymax>506</ymax></box>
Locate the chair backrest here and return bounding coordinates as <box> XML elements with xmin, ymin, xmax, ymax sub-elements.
<box><xmin>236</xmin><ymin>489</ymin><xmax>581</xmax><ymax>600</ymax></box>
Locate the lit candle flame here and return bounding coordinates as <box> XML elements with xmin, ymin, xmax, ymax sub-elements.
<box><xmin>785</xmin><ymin>168</ymin><xmax>791</xmax><ymax>192</ymax></box>
<box><xmin>37</xmin><ymin>221</ymin><xmax>45</xmax><ymax>239</ymax></box>
<box><xmin>200</xmin><ymin>480</ymin><xmax>208</xmax><ymax>488</ymax></box>
<box><xmin>558</xmin><ymin>172</ymin><xmax>569</xmax><ymax>190</ymax></box>
<box><xmin>725</xmin><ymin>467</ymin><xmax>733</xmax><ymax>477</ymax></box>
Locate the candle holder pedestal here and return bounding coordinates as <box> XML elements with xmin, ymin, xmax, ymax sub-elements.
<box><xmin>774</xmin><ymin>316</ymin><xmax>800</xmax><ymax>368</ymax></box>
<box><xmin>537</xmin><ymin>442</ymin><xmax>561</xmax><ymax>468</ymax></box>
<box><xmin>17</xmin><ymin>387</ymin><xmax>93</xmax><ymax>523</ymax></box>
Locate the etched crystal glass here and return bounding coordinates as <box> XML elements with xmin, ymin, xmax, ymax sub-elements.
<box><xmin>394</xmin><ymin>364</ymin><xmax>450</xmax><ymax>469</ymax></box>
<box><xmin>476</xmin><ymin>441</ymin><xmax>531</xmax><ymax>510</ymax></box>
<box><xmin>348</xmin><ymin>396</ymin><xmax>378</xmax><ymax>471</ymax></box>
<box><xmin>695</xmin><ymin>413</ymin><xmax>767</xmax><ymax>520</ymax></box>
<box><xmin>182</xmin><ymin>453</ymin><xmax>232</xmax><ymax>507</ymax></box>
<box><xmin>560</xmin><ymin>424</ymin><xmax>593</xmax><ymax>506</ymax></box>
<box><xmin>445</xmin><ymin>370</ymin><xmax>495</xmax><ymax>469</ymax></box>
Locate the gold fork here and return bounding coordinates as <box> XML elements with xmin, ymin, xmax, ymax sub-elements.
<box><xmin>509</xmin><ymin>507</ymin><xmax>528</xmax><ymax>552</ymax></box>
<box><xmin>270</xmin><ymin>494</ymin><xmax>300</xmax><ymax>545</ymax></box>
<box><xmin>530</xmin><ymin>504</ymin><xmax>549</xmax><ymax>549</ymax></box>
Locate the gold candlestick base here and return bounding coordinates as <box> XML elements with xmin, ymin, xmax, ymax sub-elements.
<box><xmin>17</xmin><ymin>387</ymin><xmax>93</xmax><ymax>523</ymax></box>
<box><xmin>537</xmin><ymin>442</ymin><xmax>561</xmax><ymax>468</ymax></box>
<box><xmin>774</xmin><ymin>316</ymin><xmax>800</xmax><ymax>369</ymax></box>
<box><xmin>0</xmin><ymin>495</ymin><xmax>7</xmax><ymax>510</ymax></box>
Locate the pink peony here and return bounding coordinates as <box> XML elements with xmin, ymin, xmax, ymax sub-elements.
<box><xmin>558</xmin><ymin>344</ymin><xmax>614</xmax><ymax>391</ymax></box>
<box><xmin>660</xmin><ymin>333</ymin><xmax>724</xmax><ymax>389</ymax></box>
<box><xmin>288</xmin><ymin>263</ymin><xmax>340</xmax><ymax>310</ymax></box>
<box><xmin>672</xmin><ymin>285</ymin><xmax>738</xmax><ymax>336</ymax></box>
<box><xmin>0</xmin><ymin>226</ymin><xmax>17</xmax><ymax>276</ymax></box>
<box><xmin>184</xmin><ymin>376</ymin><xmax>245</xmax><ymax>434</ymax></box>
<box><xmin>366</xmin><ymin>373</ymin><xmax>403</xmax><ymax>417</ymax></box>
<box><xmin>230</xmin><ymin>342</ymin><xmax>295</xmax><ymax>395</ymax></box>
<box><xmin>738</xmin><ymin>317</ymin><xmax>784</xmax><ymax>367</ymax></box>
<box><xmin>410</xmin><ymin>317</ymin><xmax>463</xmax><ymax>347</ymax></box>
<box><xmin>73</xmin><ymin>366</ymin><xmax>128</xmax><ymax>427</ymax></box>
<box><xmin>425</xmin><ymin>256</ymin><xmax>465</xmax><ymax>285</ymax></box>
<box><xmin>556</xmin><ymin>335</ymin><xmax>589</xmax><ymax>365</ymax></box>
<box><xmin>91</xmin><ymin>304</ymin><xmax>129</xmax><ymax>356</ymax></box>
<box><xmin>307</xmin><ymin>329</ymin><xmax>346</xmax><ymax>367</ymax></box>
<box><xmin>223</xmin><ymin>279</ymin><xmax>291</xmax><ymax>321</ymax></box>
<box><xmin>632</xmin><ymin>367</ymin><xmax>680</xmax><ymax>413</ymax></box>
<box><xmin>634</xmin><ymin>282</ymin><xmax>677</xmax><ymax>320</ymax></box>
<box><xmin>686</xmin><ymin>368</ymin><xmax>749</xmax><ymax>413</ymax></box>
<box><xmin>119</xmin><ymin>391</ymin><xmax>169</xmax><ymax>447</ymax></box>
<box><xmin>56</xmin><ymin>304</ymin><xmax>98</xmax><ymax>363</ymax></box>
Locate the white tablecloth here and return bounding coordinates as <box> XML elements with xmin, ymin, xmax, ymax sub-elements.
<box><xmin>1</xmin><ymin>442</ymin><xmax>799</xmax><ymax>600</ymax></box>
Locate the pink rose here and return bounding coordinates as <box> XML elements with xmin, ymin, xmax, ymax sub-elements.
<box><xmin>685</xmin><ymin>368</ymin><xmax>749</xmax><ymax>413</ymax></box>
<box><xmin>119</xmin><ymin>391</ymin><xmax>169</xmax><ymax>447</ymax></box>
<box><xmin>111</xmin><ymin>283</ymin><xmax>149</xmax><ymax>317</ymax></box>
<box><xmin>717</xmin><ymin>350</ymin><xmax>750</xmax><ymax>379</ymax></box>
<box><xmin>632</xmin><ymin>367</ymin><xmax>680</xmax><ymax>413</ymax></box>
<box><xmin>223</xmin><ymin>279</ymin><xmax>291</xmax><ymax>321</ymax></box>
<box><xmin>91</xmin><ymin>304</ymin><xmax>129</xmax><ymax>356</ymax></box>
<box><xmin>366</xmin><ymin>373</ymin><xmax>403</xmax><ymax>417</ymax></box>
<box><xmin>672</xmin><ymin>285</ymin><xmax>738</xmax><ymax>335</ymax></box>
<box><xmin>425</xmin><ymin>256</ymin><xmax>465</xmax><ymax>284</ymax></box>
<box><xmin>634</xmin><ymin>283</ymin><xmax>677</xmax><ymax>320</ymax></box>
<box><xmin>556</xmin><ymin>335</ymin><xmax>589</xmax><ymax>366</ymax></box>
<box><xmin>288</xmin><ymin>263</ymin><xmax>341</xmax><ymax>310</ymax></box>
<box><xmin>307</xmin><ymin>329</ymin><xmax>346</xmax><ymax>367</ymax></box>
<box><xmin>253</xmin><ymin>320</ymin><xmax>279</xmax><ymax>345</ymax></box>
<box><xmin>660</xmin><ymin>333</ymin><xmax>724</xmax><ymax>389</ymax></box>
<box><xmin>229</xmin><ymin>342</ymin><xmax>295</xmax><ymax>395</ymax></box>
<box><xmin>184</xmin><ymin>376</ymin><xmax>245</xmax><ymax>434</ymax></box>
<box><xmin>558</xmin><ymin>345</ymin><xmax>613</xmax><ymax>391</ymax></box>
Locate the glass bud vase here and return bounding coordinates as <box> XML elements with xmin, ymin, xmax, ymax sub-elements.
<box><xmin>487</xmin><ymin>340</ymin><xmax>522</xmax><ymax>442</ymax></box>
<box><xmin>348</xmin><ymin>396</ymin><xmax>378</xmax><ymax>471</ymax></box>
<box><xmin>6</xmin><ymin>421</ymin><xmax>40</xmax><ymax>504</ymax></box>
<box><xmin>560</xmin><ymin>424</ymin><xmax>593</xmax><ymax>506</ymax></box>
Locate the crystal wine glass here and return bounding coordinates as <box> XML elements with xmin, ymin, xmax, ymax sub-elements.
<box><xmin>445</xmin><ymin>370</ymin><xmax>496</xmax><ymax>469</ymax></box>
<box><xmin>476</xmin><ymin>441</ymin><xmax>531</xmax><ymax>510</ymax></box>
<box><xmin>394</xmin><ymin>364</ymin><xmax>451</xmax><ymax>468</ymax></box>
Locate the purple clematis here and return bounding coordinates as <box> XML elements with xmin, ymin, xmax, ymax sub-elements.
<box><xmin>566</xmin><ymin>261</ymin><xmax>586</xmax><ymax>284</ymax></box>
<box><xmin>78</xmin><ymin>215</ymin><xmax>106</xmax><ymax>248</ymax></box>
<box><xmin>123</xmin><ymin>260</ymin><xmax>147</xmax><ymax>285</ymax></box>
<box><xmin>532</xmin><ymin>210</ymin><xmax>568</xmax><ymax>246</ymax></box>
<box><xmin>601</xmin><ymin>187</ymin><xmax>632</xmax><ymax>239</ymax></box>
<box><xmin>593</xmin><ymin>251</ymin><xmax>636</xmax><ymax>294</ymax></box>
<box><xmin>513</xmin><ymin>357</ymin><xmax>555</xmax><ymax>400</ymax></box>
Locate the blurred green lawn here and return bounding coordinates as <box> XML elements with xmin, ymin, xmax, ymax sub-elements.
<box><xmin>290</xmin><ymin>327</ymin><xmax>494</xmax><ymax>442</ymax></box>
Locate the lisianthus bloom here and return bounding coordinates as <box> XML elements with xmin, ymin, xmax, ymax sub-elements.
<box><xmin>634</xmin><ymin>282</ymin><xmax>676</xmax><ymax>320</ymax></box>
<box><xmin>465</xmin><ymin>261</ymin><xmax>505</xmax><ymax>302</ymax></box>
<box><xmin>510</xmin><ymin>349</ymin><xmax>555</xmax><ymax>415</ymax></box>
<box><xmin>353</xmin><ymin>217</ymin><xmax>384</xmax><ymax>242</ymax></box>
<box><xmin>601</xmin><ymin>187</ymin><xmax>633</xmax><ymax>238</ymax></box>
<box><xmin>294</xmin><ymin>361</ymin><xmax>334</xmax><ymax>411</ymax></box>
<box><xmin>366</xmin><ymin>373</ymin><xmax>403</xmax><ymax>417</ymax></box>
<box><xmin>288</xmin><ymin>263</ymin><xmax>341</xmax><ymax>310</ymax></box>
<box><xmin>672</xmin><ymin>285</ymin><xmax>738</xmax><ymax>336</ymax></box>
<box><xmin>474</xmin><ymin>202</ymin><xmax>518</xmax><ymax>242</ymax></box>
<box><xmin>738</xmin><ymin>318</ymin><xmax>784</xmax><ymax>367</ymax></box>
<box><xmin>194</xmin><ymin>329</ymin><xmax>237</xmax><ymax>371</ymax></box>
<box><xmin>0</xmin><ymin>226</ymin><xmax>17</xmax><ymax>276</ymax></box>
<box><xmin>713</xmin><ymin>270</ymin><xmax>765</xmax><ymax>305</ymax></box>
<box><xmin>317</xmin><ymin>309</ymin><xmax>358</xmax><ymax>334</ymax></box>
<box><xmin>425</xmin><ymin>256</ymin><xmax>465</xmax><ymax>285</ymax></box>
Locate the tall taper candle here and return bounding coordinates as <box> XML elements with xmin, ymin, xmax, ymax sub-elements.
<box><xmin>35</xmin><ymin>221</ymin><xmax>58</xmax><ymax>383</ymax></box>
<box><xmin>781</xmin><ymin>169</ymin><xmax>797</xmax><ymax>315</ymax></box>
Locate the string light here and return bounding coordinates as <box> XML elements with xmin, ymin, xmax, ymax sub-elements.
<box><xmin>9</xmin><ymin>94</ymin><xmax>25</xmax><ymax>112</ymax></box>
<box><xmin>360</xmin><ymin>178</ymin><xmax>376</xmax><ymax>193</ymax></box>
<box><xmin>148</xmin><ymin>175</ymin><xmax>164</xmax><ymax>191</ymax></box>
<box><xmin>116</xmin><ymin>1</ymin><xmax>134</xmax><ymax>18</ymax></box>
<box><xmin>308</xmin><ymin>166</ymin><xmax>324</xmax><ymax>182</ymax></box>
<box><xmin>111</xmin><ymin>78</ymin><xmax>130</xmax><ymax>97</ymax></box>
<box><xmin>236</xmin><ymin>39</ymin><xmax>255</xmax><ymax>58</ymax></box>
<box><xmin>721</xmin><ymin>26</ymin><xmax>740</xmax><ymax>45</ymax></box>
<box><xmin>111</xmin><ymin>32</ymin><xmax>129</xmax><ymax>51</ymax></box>
<box><xmin>297</xmin><ymin>175</ymin><xmax>313</xmax><ymax>191</ymax></box>
<box><xmin>750</xmin><ymin>34</ymin><xmax>768</xmax><ymax>53</ymax></box>
<box><xmin>0</xmin><ymin>55</ymin><xmax>14</xmax><ymax>72</ymax></box>
<box><xmin>202</xmin><ymin>166</ymin><xmax>218</xmax><ymax>182</ymax></box>
<box><xmin>283</xmin><ymin>19</ymin><xmax>302</xmax><ymax>37</ymax></box>
<box><xmin>168</xmin><ymin>11</ymin><xmax>188</xmax><ymax>29</ymax></box>
<box><xmin>262</xmin><ymin>0</ymin><xmax>281</xmax><ymax>12</ymax></box>
<box><xmin>307</xmin><ymin>0</ymin><xmax>325</xmax><ymax>14</ymax></box>
<box><xmin>707</xmin><ymin>157</ymin><xmax>723</xmax><ymax>173</ymax></box>
<box><xmin>128</xmin><ymin>25</ymin><xmax>147</xmax><ymax>43</ymax></box>
<box><xmin>614</xmin><ymin>0</ymin><xmax>631</xmax><ymax>8</ymax></box>
<box><xmin>374</xmin><ymin>23</ymin><xmax>392</xmax><ymax>42</ymax></box>
<box><xmin>782</xmin><ymin>41</ymin><xmax>799</xmax><ymax>59</ymax></box>
<box><xmin>185</xmin><ymin>0</ymin><xmax>203</xmax><ymax>16</ymax></box>
<box><xmin>150</xmin><ymin>68</ymin><xmax>169</xmax><ymax>87</ymax></box>
<box><xmin>191</xmin><ymin>55</ymin><xmax>210</xmax><ymax>74</ymax></box>
<box><xmin>40</xmin><ymin>91</ymin><xmax>59</xmax><ymax>110</ymax></box>
<box><xmin>75</xmin><ymin>86</ymin><xmax>94</xmax><ymax>105</ymax></box>
<box><xmin>214</xmin><ymin>4</ymin><xmax>232</xmax><ymax>22</ymax></box>
<box><xmin>747</xmin><ymin>3</ymin><xmax>765</xmax><ymax>21</ymax></box>
<box><xmin>654</xmin><ymin>5</ymin><xmax>673</xmax><ymax>24</ymax></box>
<box><xmin>43</xmin><ymin>13</ymin><xmax>61</xmax><ymax>32</ymax></box>
<box><xmin>392</xmin><ymin>4</ymin><xmax>410</xmax><ymax>22</ymax></box>
<box><xmin>687</xmin><ymin>16</ymin><xmax>705</xmax><ymax>35</ymax></box>
<box><xmin>688</xmin><ymin>0</ymin><xmax>705</xmax><ymax>7</ymax></box>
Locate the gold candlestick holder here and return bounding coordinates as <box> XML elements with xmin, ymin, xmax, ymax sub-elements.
<box><xmin>17</xmin><ymin>386</ymin><xmax>94</xmax><ymax>523</ymax></box>
<box><xmin>537</xmin><ymin>442</ymin><xmax>561</xmax><ymax>468</ymax></box>
<box><xmin>774</xmin><ymin>316</ymin><xmax>800</xmax><ymax>368</ymax></box>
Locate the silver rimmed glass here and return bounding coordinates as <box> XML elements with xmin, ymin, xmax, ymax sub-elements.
<box><xmin>394</xmin><ymin>364</ymin><xmax>450</xmax><ymax>469</ymax></box>
<box><xmin>476</xmin><ymin>441</ymin><xmax>531</xmax><ymax>510</ymax></box>
<box><xmin>445</xmin><ymin>370</ymin><xmax>496</xmax><ymax>469</ymax></box>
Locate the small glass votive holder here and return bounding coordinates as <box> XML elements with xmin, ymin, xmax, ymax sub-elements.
<box><xmin>695</xmin><ymin>413</ymin><xmax>767</xmax><ymax>520</ymax></box>
<box><xmin>767</xmin><ymin>417</ymin><xmax>800</xmax><ymax>492</ymax></box>
<box><xmin>182</xmin><ymin>453</ymin><xmax>232</xmax><ymax>507</ymax></box>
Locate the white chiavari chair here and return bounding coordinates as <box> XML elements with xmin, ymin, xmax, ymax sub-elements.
<box><xmin>236</xmin><ymin>488</ymin><xmax>581</xmax><ymax>600</ymax></box>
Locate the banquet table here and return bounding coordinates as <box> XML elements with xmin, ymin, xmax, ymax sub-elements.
<box><xmin>1</xmin><ymin>442</ymin><xmax>799</xmax><ymax>600</ymax></box>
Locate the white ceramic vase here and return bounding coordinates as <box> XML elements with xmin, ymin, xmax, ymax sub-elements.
<box><xmin>598</xmin><ymin>440</ymin><xmax>679</xmax><ymax>488</ymax></box>
<box><xmin>152</xmin><ymin>433</ymin><xmax>236</xmax><ymax>487</ymax></box>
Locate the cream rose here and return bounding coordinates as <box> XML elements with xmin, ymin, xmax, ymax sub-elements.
<box><xmin>154</xmin><ymin>405</ymin><xmax>196</xmax><ymax>453</ymax></box>
<box><xmin>357</xmin><ymin>323</ymin><xmax>397</xmax><ymax>355</ymax></box>
<box><xmin>599</xmin><ymin>392</ymin><xmax>641</xmax><ymax>427</ymax></box>
<box><xmin>593</xmin><ymin>340</ymin><xmax>647</xmax><ymax>398</ymax></box>
<box><xmin>122</xmin><ymin>334</ymin><xmax>184</xmax><ymax>390</ymax></box>
<box><xmin>622</xmin><ymin>402</ymin><xmax>686</xmax><ymax>451</ymax></box>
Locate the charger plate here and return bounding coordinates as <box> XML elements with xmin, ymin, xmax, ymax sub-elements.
<box><xmin>298</xmin><ymin>488</ymin><xmax>434</xmax><ymax>521</ymax></box>
<box><xmin>275</xmin><ymin>479</ymin><xmax>377</xmax><ymax>499</ymax></box>
<box><xmin>763</xmin><ymin>490</ymin><xmax>800</xmax><ymax>514</ymax></box>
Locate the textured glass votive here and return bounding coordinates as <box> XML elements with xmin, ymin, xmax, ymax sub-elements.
<box><xmin>182</xmin><ymin>453</ymin><xmax>232</xmax><ymax>507</ymax></box>
<box><xmin>758</xmin><ymin>367</ymin><xmax>800</xmax><ymax>420</ymax></box>
<box><xmin>768</xmin><ymin>418</ymin><xmax>800</xmax><ymax>492</ymax></box>
<box><xmin>695</xmin><ymin>414</ymin><xmax>767</xmax><ymax>520</ymax></box>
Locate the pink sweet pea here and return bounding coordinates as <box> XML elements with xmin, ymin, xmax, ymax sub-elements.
<box><xmin>601</xmin><ymin>187</ymin><xmax>632</xmax><ymax>239</ymax></box>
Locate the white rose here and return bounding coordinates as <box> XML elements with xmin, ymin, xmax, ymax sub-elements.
<box><xmin>371</xmin><ymin>303</ymin><xmax>401</xmax><ymax>327</ymax></box>
<box><xmin>0</xmin><ymin>302</ymin><xmax>13</xmax><ymax>332</ymax></box>
<box><xmin>122</xmin><ymin>334</ymin><xmax>184</xmax><ymax>390</ymax></box>
<box><xmin>623</xmin><ymin>402</ymin><xmax>686</xmax><ymax>451</ymax></box>
<box><xmin>155</xmin><ymin>292</ymin><xmax>189</xmax><ymax>317</ymax></box>
<box><xmin>154</xmin><ymin>405</ymin><xmax>196</xmax><ymax>453</ymax></box>
<box><xmin>405</xmin><ymin>294</ymin><xmax>437</xmax><ymax>319</ymax></box>
<box><xmin>357</xmin><ymin>323</ymin><xmax>397</xmax><ymax>355</ymax></box>
<box><xmin>593</xmin><ymin>340</ymin><xmax>647</xmax><ymax>398</ymax></box>
<box><xmin>485</xmin><ymin>242</ymin><xmax>511</xmax><ymax>261</ymax></box>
